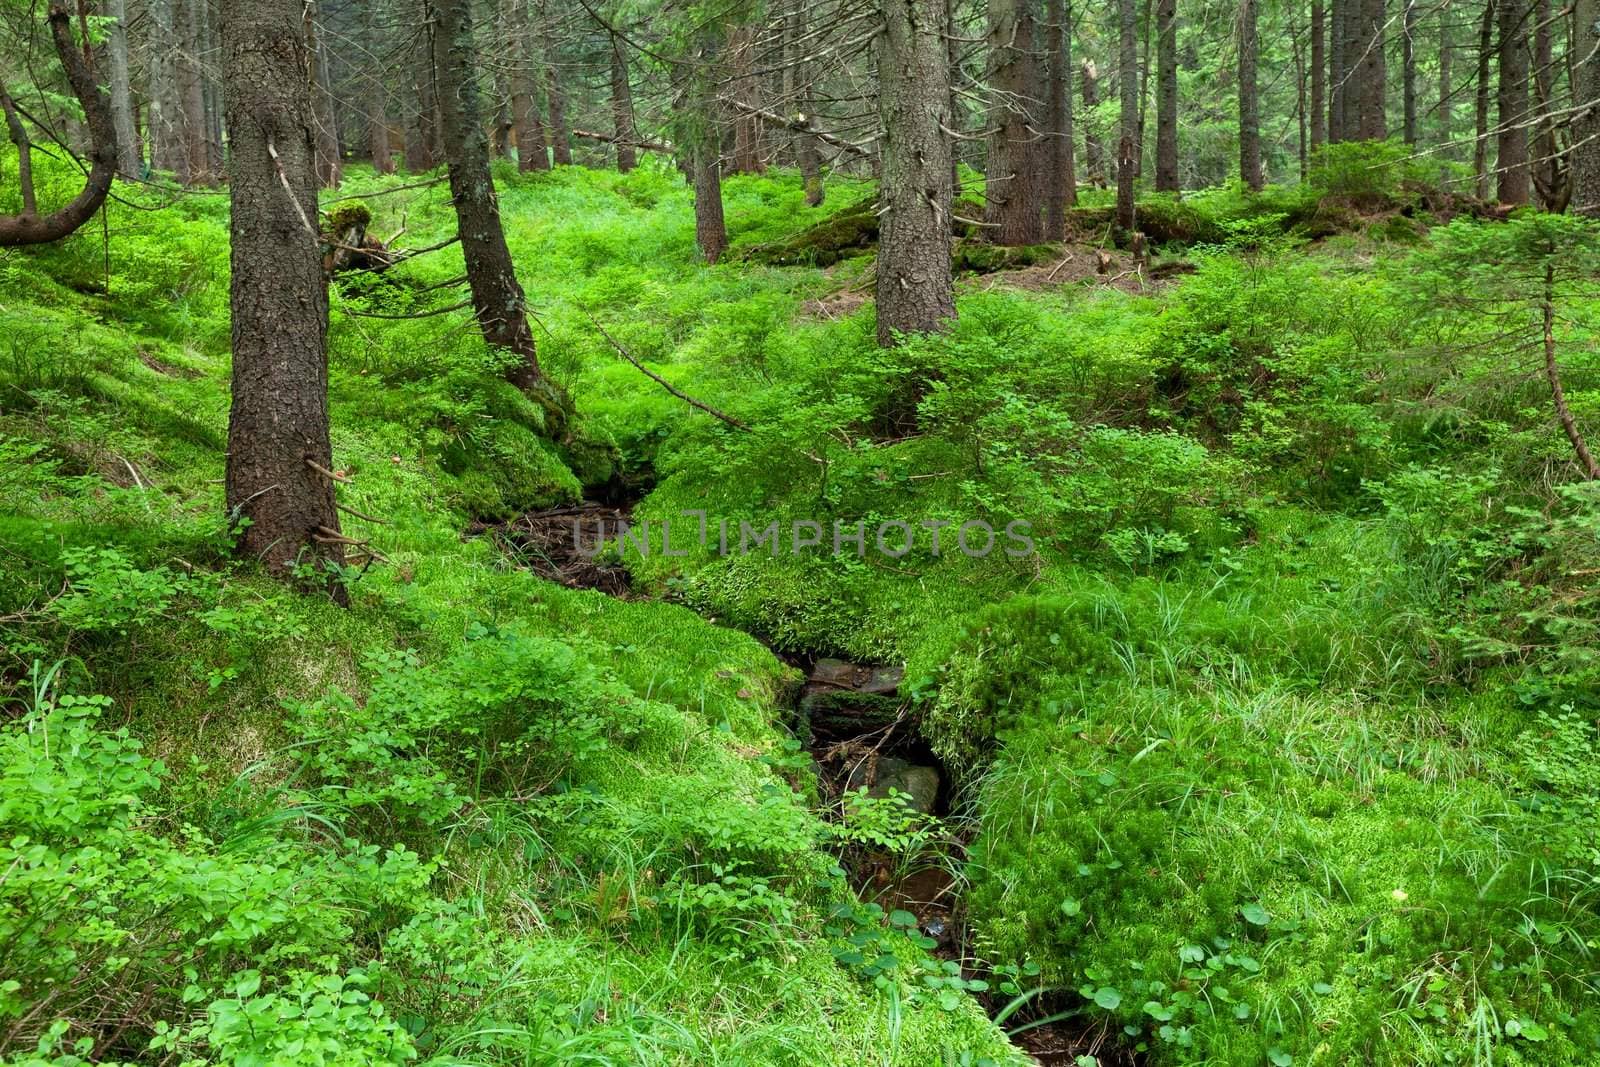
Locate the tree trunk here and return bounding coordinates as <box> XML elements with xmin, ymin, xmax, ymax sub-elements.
<box><xmin>1115</xmin><ymin>0</ymin><xmax>1139</xmax><ymax>225</ymax></box>
<box><xmin>1544</xmin><ymin>258</ymin><xmax>1600</xmax><ymax>478</ymax></box>
<box><xmin>1403</xmin><ymin>0</ymin><xmax>1418</xmax><ymax>143</ymax></box>
<box><xmin>545</xmin><ymin>59</ymin><xmax>571</xmax><ymax>164</ymax></box>
<box><xmin>178</xmin><ymin>0</ymin><xmax>210</xmax><ymax>183</ymax></box>
<box><xmin>1330</xmin><ymin>0</ymin><xmax>1347</xmax><ymax>141</ymax></box>
<box><xmin>1240</xmin><ymin>0</ymin><xmax>1263</xmax><ymax>189</ymax></box>
<box><xmin>1497</xmin><ymin>0</ymin><xmax>1530</xmax><ymax>203</ymax></box>
<box><xmin>149</xmin><ymin>0</ymin><xmax>186</xmax><ymax>179</ymax></box>
<box><xmin>1575</xmin><ymin>0</ymin><xmax>1600</xmax><ymax>214</ymax></box>
<box><xmin>0</xmin><ymin>5</ymin><xmax>119</xmax><ymax>246</ymax></box>
<box><xmin>306</xmin><ymin>1</ymin><xmax>342</xmax><ymax>187</ymax></box>
<box><xmin>1295</xmin><ymin>22</ymin><xmax>1308</xmax><ymax>177</ymax></box>
<box><xmin>218</xmin><ymin>0</ymin><xmax>346</xmax><ymax>599</ymax></box>
<box><xmin>1311</xmin><ymin>0</ymin><xmax>1326</xmax><ymax>148</ymax></box>
<box><xmin>1083</xmin><ymin>58</ymin><xmax>1105</xmax><ymax>184</ymax></box>
<box><xmin>1155</xmin><ymin>0</ymin><xmax>1178</xmax><ymax>190</ymax></box>
<box><xmin>1358</xmin><ymin>0</ymin><xmax>1387</xmax><ymax>139</ymax></box>
<box><xmin>729</xmin><ymin>25</ymin><xmax>765</xmax><ymax>174</ymax></box>
<box><xmin>609</xmin><ymin>32</ymin><xmax>637</xmax><ymax>173</ymax></box>
<box><xmin>876</xmin><ymin>0</ymin><xmax>956</xmax><ymax>346</ymax></box>
<box><xmin>364</xmin><ymin>0</ymin><xmax>393</xmax><ymax>173</ymax></box>
<box><xmin>513</xmin><ymin>0</ymin><xmax>548</xmax><ymax>172</ymax></box>
<box><xmin>985</xmin><ymin>0</ymin><xmax>1045</xmax><ymax>244</ymax></box>
<box><xmin>202</xmin><ymin>0</ymin><xmax>226</xmax><ymax>179</ymax></box>
<box><xmin>105</xmin><ymin>0</ymin><xmax>141</xmax><ymax>177</ymax></box>
<box><xmin>1531</xmin><ymin>0</ymin><xmax>1559</xmax><ymax>207</ymax></box>
<box><xmin>433</xmin><ymin>0</ymin><xmax>569</xmax><ymax>427</ymax></box>
<box><xmin>787</xmin><ymin>4</ymin><xmax>825</xmax><ymax>205</ymax></box>
<box><xmin>692</xmin><ymin>148</ymin><xmax>728</xmax><ymax>263</ymax></box>
<box><xmin>1439</xmin><ymin>0</ymin><xmax>1453</xmax><ymax>152</ymax></box>
<box><xmin>1045</xmin><ymin>0</ymin><xmax>1077</xmax><ymax>233</ymax></box>
<box><xmin>405</xmin><ymin>15</ymin><xmax>439</xmax><ymax>172</ymax></box>
<box><xmin>1475</xmin><ymin>0</ymin><xmax>1496</xmax><ymax>197</ymax></box>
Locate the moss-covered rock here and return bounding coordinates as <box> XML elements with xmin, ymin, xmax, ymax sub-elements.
<box><xmin>743</xmin><ymin>199</ymin><xmax>880</xmax><ymax>266</ymax></box>
<box><xmin>951</xmin><ymin>240</ymin><xmax>1060</xmax><ymax>274</ymax></box>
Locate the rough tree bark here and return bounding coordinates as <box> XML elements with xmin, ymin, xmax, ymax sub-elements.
<box><xmin>513</xmin><ymin>0</ymin><xmax>549</xmax><ymax>172</ymax></box>
<box><xmin>729</xmin><ymin>24</ymin><xmax>765</xmax><ymax>174</ymax></box>
<box><xmin>1531</xmin><ymin>0</ymin><xmax>1559</xmax><ymax>207</ymax></box>
<box><xmin>609</xmin><ymin>31</ymin><xmax>637</xmax><ymax>173</ymax></box>
<box><xmin>149</xmin><ymin>0</ymin><xmax>186</xmax><ymax>179</ymax></box>
<box><xmin>1330</xmin><ymin>0</ymin><xmax>1347</xmax><ymax>141</ymax></box>
<box><xmin>691</xmin><ymin>147</ymin><xmax>728</xmax><ymax>263</ymax></box>
<box><xmin>1358</xmin><ymin>0</ymin><xmax>1388</xmax><ymax>139</ymax></box>
<box><xmin>787</xmin><ymin>4</ymin><xmax>825</xmax><ymax>205</ymax></box>
<box><xmin>0</xmin><ymin>5</ymin><xmax>119</xmax><ymax>247</ymax></box>
<box><xmin>1311</xmin><ymin>0</ymin><xmax>1326</xmax><ymax>148</ymax></box>
<box><xmin>1475</xmin><ymin>0</ymin><xmax>1495</xmax><ymax>197</ymax></box>
<box><xmin>1403</xmin><ymin>0</ymin><xmax>1418</xmax><ymax>143</ymax></box>
<box><xmin>1045</xmin><ymin>0</ymin><xmax>1077</xmax><ymax>234</ymax></box>
<box><xmin>219</xmin><ymin>0</ymin><xmax>347</xmax><ymax>598</ymax></box>
<box><xmin>1497</xmin><ymin>0</ymin><xmax>1530</xmax><ymax>203</ymax></box>
<box><xmin>876</xmin><ymin>0</ymin><xmax>955</xmax><ymax>346</ymax></box>
<box><xmin>1115</xmin><ymin>0</ymin><xmax>1139</xmax><ymax>224</ymax></box>
<box><xmin>106</xmin><ymin>0</ymin><xmax>141</xmax><ymax>177</ymax></box>
<box><xmin>1240</xmin><ymin>0</ymin><xmax>1263</xmax><ymax>189</ymax></box>
<box><xmin>178</xmin><ymin>0</ymin><xmax>210</xmax><ymax>183</ymax></box>
<box><xmin>1576</xmin><ymin>0</ymin><xmax>1600</xmax><ymax>214</ymax></box>
<box><xmin>985</xmin><ymin>0</ymin><xmax>1045</xmax><ymax>244</ymax></box>
<box><xmin>1155</xmin><ymin>0</ymin><xmax>1178</xmax><ymax>191</ymax></box>
<box><xmin>433</xmin><ymin>0</ymin><xmax>570</xmax><ymax>426</ymax></box>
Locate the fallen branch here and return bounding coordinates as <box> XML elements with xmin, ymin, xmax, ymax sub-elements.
<box><xmin>585</xmin><ymin>311</ymin><xmax>750</xmax><ymax>431</ymax></box>
<box><xmin>342</xmin><ymin>298</ymin><xmax>473</xmax><ymax>320</ymax></box>
<box><xmin>573</xmin><ymin>128</ymin><xmax>674</xmax><ymax>155</ymax></box>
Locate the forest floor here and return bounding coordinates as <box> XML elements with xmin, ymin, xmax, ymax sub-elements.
<box><xmin>4</xmin><ymin>156</ymin><xmax>1600</xmax><ymax>1067</ymax></box>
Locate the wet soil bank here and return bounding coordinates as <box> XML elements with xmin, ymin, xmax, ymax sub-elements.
<box><xmin>477</xmin><ymin>500</ymin><xmax>1139</xmax><ymax>1066</ymax></box>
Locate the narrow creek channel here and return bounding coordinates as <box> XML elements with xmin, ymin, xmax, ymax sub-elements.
<box><xmin>477</xmin><ymin>500</ymin><xmax>1140</xmax><ymax>1066</ymax></box>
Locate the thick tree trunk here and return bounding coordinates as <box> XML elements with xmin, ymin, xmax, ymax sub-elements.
<box><xmin>513</xmin><ymin>2</ymin><xmax>549</xmax><ymax>172</ymax></box>
<box><xmin>106</xmin><ymin>0</ymin><xmax>141</xmax><ymax>177</ymax></box>
<box><xmin>178</xmin><ymin>0</ymin><xmax>210</xmax><ymax>183</ymax></box>
<box><xmin>219</xmin><ymin>0</ymin><xmax>346</xmax><ymax>598</ymax></box>
<box><xmin>1116</xmin><ymin>0</ymin><xmax>1139</xmax><ymax>224</ymax></box>
<box><xmin>1531</xmin><ymin>0</ymin><xmax>1559</xmax><ymax>207</ymax></box>
<box><xmin>1045</xmin><ymin>0</ymin><xmax>1077</xmax><ymax>232</ymax></box>
<box><xmin>985</xmin><ymin>0</ymin><xmax>1045</xmax><ymax>244</ymax></box>
<box><xmin>1497</xmin><ymin>0</ymin><xmax>1530</xmax><ymax>203</ymax></box>
<box><xmin>1358</xmin><ymin>0</ymin><xmax>1388</xmax><ymax>139</ymax></box>
<box><xmin>1155</xmin><ymin>0</ymin><xmax>1178</xmax><ymax>190</ymax></box>
<box><xmin>1311</xmin><ymin>0</ymin><xmax>1326</xmax><ymax>148</ymax></box>
<box><xmin>1475</xmin><ymin>0</ymin><xmax>1496</xmax><ymax>197</ymax></box>
<box><xmin>1330</xmin><ymin>0</ymin><xmax>1347</xmax><ymax>141</ymax></box>
<box><xmin>433</xmin><ymin>0</ymin><xmax>569</xmax><ymax>426</ymax></box>
<box><xmin>0</xmin><ymin>5</ymin><xmax>119</xmax><ymax>247</ymax></box>
<box><xmin>202</xmin><ymin>0</ymin><xmax>226</xmax><ymax>179</ymax></box>
<box><xmin>609</xmin><ymin>32</ymin><xmax>637</xmax><ymax>173</ymax></box>
<box><xmin>1575</xmin><ymin>0</ymin><xmax>1600</xmax><ymax>214</ymax></box>
<box><xmin>1403</xmin><ymin>0</ymin><xmax>1418</xmax><ymax>142</ymax></box>
<box><xmin>1240</xmin><ymin>0</ymin><xmax>1263</xmax><ymax>189</ymax></box>
<box><xmin>1083</xmin><ymin>58</ymin><xmax>1105</xmax><ymax>184</ymax></box>
<box><xmin>876</xmin><ymin>0</ymin><xmax>955</xmax><ymax>346</ymax></box>
<box><xmin>692</xmin><ymin>148</ymin><xmax>728</xmax><ymax>263</ymax></box>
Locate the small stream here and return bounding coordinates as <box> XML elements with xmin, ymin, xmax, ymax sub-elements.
<box><xmin>481</xmin><ymin>500</ymin><xmax>1138</xmax><ymax>1066</ymax></box>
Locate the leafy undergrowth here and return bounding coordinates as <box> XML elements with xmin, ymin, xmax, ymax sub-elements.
<box><xmin>6</xmin><ymin>148</ymin><xmax>1600</xmax><ymax>1066</ymax></box>
<box><xmin>0</xmin><ymin>158</ymin><xmax>1018</xmax><ymax>1065</ymax></box>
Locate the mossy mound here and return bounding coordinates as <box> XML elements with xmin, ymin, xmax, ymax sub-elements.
<box><xmin>743</xmin><ymin>198</ymin><xmax>880</xmax><ymax>266</ymax></box>
<box><xmin>951</xmin><ymin>240</ymin><xmax>1060</xmax><ymax>274</ymax></box>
